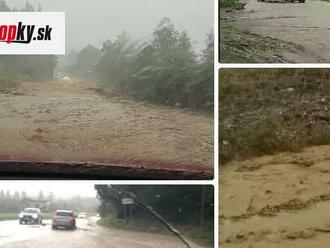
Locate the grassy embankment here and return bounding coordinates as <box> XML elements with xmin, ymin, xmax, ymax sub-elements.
<box><xmin>220</xmin><ymin>69</ymin><xmax>330</xmax><ymax>164</ymax></box>
<box><xmin>98</xmin><ymin>215</ymin><xmax>213</xmax><ymax>247</ymax></box>
<box><xmin>0</xmin><ymin>213</ymin><xmax>18</xmax><ymax>221</ymax></box>
<box><xmin>220</xmin><ymin>0</ymin><xmax>237</xmax><ymax>8</ymax></box>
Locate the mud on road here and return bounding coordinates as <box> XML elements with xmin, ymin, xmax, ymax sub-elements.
<box><xmin>220</xmin><ymin>0</ymin><xmax>330</xmax><ymax>63</ymax></box>
<box><xmin>220</xmin><ymin>145</ymin><xmax>330</xmax><ymax>248</ymax></box>
<box><xmin>0</xmin><ymin>80</ymin><xmax>213</xmax><ymax>175</ymax></box>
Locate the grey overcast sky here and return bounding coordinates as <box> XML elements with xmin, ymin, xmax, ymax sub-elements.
<box><xmin>0</xmin><ymin>182</ymin><xmax>97</xmax><ymax>199</ymax></box>
<box><xmin>8</xmin><ymin>0</ymin><xmax>213</xmax><ymax>52</ymax></box>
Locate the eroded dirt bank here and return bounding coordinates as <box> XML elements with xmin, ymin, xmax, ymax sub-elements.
<box><xmin>220</xmin><ymin>145</ymin><xmax>330</xmax><ymax>247</ymax></box>
<box><xmin>220</xmin><ymin>0</ymin><xmax>330</xmax><ymax>62</ymax></box>
<box><xmin>0</xmin><ymin>80</ymin><xmax>213</xmax><ymax>170</ymax></box>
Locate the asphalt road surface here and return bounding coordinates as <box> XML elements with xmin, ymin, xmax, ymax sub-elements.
<box><xmin>0</xmin><ymin>218</ymin><xmax>205</xmax><ymax>248</ymax></box>
<box><xmin>233</xmin><ymin>0</ymin><xmax>330</xmax><ymax>62</ymax></box>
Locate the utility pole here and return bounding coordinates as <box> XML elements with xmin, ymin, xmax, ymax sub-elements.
<box><xmin>200</xmin><ymin>185</ymin><xmax>205</xmax><ymax>229</ymax></box>
<box><xmin>124</xmin><ymin>205</ymin><xmax>127</xmax><ymax>222</ymax></box>
<box><xmin>129</xmin><ymin>204</ymin><xmax>133</xmax><ymax>220</ymax></box>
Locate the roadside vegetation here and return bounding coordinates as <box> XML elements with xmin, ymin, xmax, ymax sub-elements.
<box><xmin>95</xmin><ymin>185</ymin><xmax>214</xmax><ymax>247</ymax></box>
<box><xmin>0</xmin><ymin>213</ymin><xmax>19</xmax><ymax>221</ymax></box>
<box><xmin>0</xmin><ymin>189</ymin><xmax>99</xmax><ymax>219</ymax></box>
<box><xmin>220</xmin><ymin>0</ymin><xmax>237</xmax><ymax>8</ymax></box>
<box><xmin>67</xmin><ymin>18</ymin><xmax>214</xmax><ymax>112</ymax></box>
<box><xmin>220</xmin><ymin>69</ymin><xmax>330</xmax><ymax>164</ymax></box>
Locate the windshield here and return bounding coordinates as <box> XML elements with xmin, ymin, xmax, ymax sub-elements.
<box><xmin>23</xmin><ymin>209</ymin><xmax>38</xmax><ymax>214</ymax></box>
<box><xmin>0</xmin><ymin>0</ymin><xmax>214</xmax><ymax>180</ymax></box>
<box><xmin>56</xmin><ymin>212</ymin><xmax>73</xmax><ymax>217</ymax></box>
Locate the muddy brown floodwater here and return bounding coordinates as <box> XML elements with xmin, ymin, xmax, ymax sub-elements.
<box><xmin>231</xmin><ymin>0</ymin><xmax>330</xmax><ymax>62</ymax></box>
<box><xmin>0</xmin><ymin>218</ymin><xmax>205</xmax><ymax>248</ymax></box>
<box><xmin>220</xmin><ymin>145</ymin><xmax>330</xmax><ymax>247</ymax></box>
<box><xmin>0</xmin><ymin>80</ymin><xmax>213</xmax><ymax>174</ymax></box>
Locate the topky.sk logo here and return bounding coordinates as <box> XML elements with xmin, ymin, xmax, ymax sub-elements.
<box><xmin>0</xmin><ymin>22</ymin><xmax>53</xmax><ymax>44</ymax></box>
<box><xmin>0</xmin><ymin>12</ymin><xmax>65</xmax><ymax>55</ymax></box>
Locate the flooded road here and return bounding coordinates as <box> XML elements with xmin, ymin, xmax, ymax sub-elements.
<box><xmin>0</xmin><ymin>218</ymin><xmax>203</xmax><ymax>248</ymax></box>
<box><xmin>232</xmin><ymin>0</ymin><xmax>330</xmax><ymax>62</ymax></box>
<box><xmin>0</xmin><ymin>80</ymin><xmax>213</xmax><ymax>173</ymax></box>
<box><xmin>220</xmin><ymin>145</ymin><xmax>330</xmax><ymax>247</ymax></box>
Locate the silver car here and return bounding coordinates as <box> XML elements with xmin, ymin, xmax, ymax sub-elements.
<box><xmin>52</xmin><ymin>210</ymin><xmax>76</xmax><ymax>230</ymax></box>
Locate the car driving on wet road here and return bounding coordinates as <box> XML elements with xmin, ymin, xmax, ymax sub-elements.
<box><xmin>52</xmin><ymin>210</ymin><xmax>76</xmax><ymax>230</ymax></box>
<box><xmin>77</xmin><ymin>212</ymin><xmax>87</xmax><ymax>218</ymax></box>
<box><xmin>18</xmin><ymin>208</ymin><xmax>43</xmax><ymax>225</ymax></box>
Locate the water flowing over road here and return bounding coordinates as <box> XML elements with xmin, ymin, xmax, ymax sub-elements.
<box><xmin>228</xmin><ymin>0</ymin><xmax>330</xmax><ymax>62</ymax></box>
<box><xmin>220</xmin><ymin>145</ymin><xmax>330</xmax><ymax>247</ymax></box>
<box><xmin>0</xmin><ymin>218</ymin><xmax>204</xmax><ymax>248</ymax></box>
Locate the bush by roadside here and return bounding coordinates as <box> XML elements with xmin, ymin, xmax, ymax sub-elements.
<box><xmin>220</xmin><ymin>0</ymin><xmax>237</xmax><ymax>8</ymax></box>
<box><xmin>67</xmin><ymin>18</ymin><xmax>214</xmax><ymax>113</ymax></box>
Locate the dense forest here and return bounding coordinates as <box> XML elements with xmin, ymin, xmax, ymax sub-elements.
<box><xmin>68</xmin><ymin>18</ymin><xmax>214</xmax><ymax>111</ymax></box>
<box><xmin>95</xmin><ymin>185</ymin><xmax>214</xmax><ymax>245</ymax></box>
<box><xmin>0</xmin><ymin>1</ymin><xmax>57</xmax><ymax>81</ymax></box>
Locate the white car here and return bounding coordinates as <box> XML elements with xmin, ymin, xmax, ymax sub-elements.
<box><xmin>62</xmin><ymin>76</ymin><xmax>71</xmax><ymax>81</ymax></box>
<box><xmin>18</xmin><ymin>208</ymin><xmax>43</xmax><ymax>224</ymax></box>
<box><xmin>77</xmin><ymin>212</ymin><xmax>87</xmax><ymax>218</ymax></box>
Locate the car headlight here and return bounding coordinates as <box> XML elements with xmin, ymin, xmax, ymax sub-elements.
<box><xmin>18</xmin><ymin>213</ymin><xmax>23</xmax><ymax>218</ymax></box>
<box><xmin>32</xmin><ymin>214</ymin><xmax>38</xmax><ymax>219</ymax></box>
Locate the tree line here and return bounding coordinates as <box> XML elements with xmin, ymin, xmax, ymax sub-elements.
<box><xmin>68</xmin><ymin>18</ymin><xmax>214</xmax><ymax>112</ymax></box>
<box><xmin>0</xmin><ymin>189</ymin><xmax>99</xmax><ymax>213</ymax></box>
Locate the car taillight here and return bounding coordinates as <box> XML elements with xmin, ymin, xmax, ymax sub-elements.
<box><xmin>52</xmin><ymin>216</ymin><xmax>56</xmax><ymax>221</ymax></box>
<box><xmin>67</xmin><ymin>216</ymin><xmax>74</xmax><ymax>222</ymax></box>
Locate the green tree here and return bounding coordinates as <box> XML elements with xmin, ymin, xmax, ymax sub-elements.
<box><xmin>83</xmin><ymin>18</ymin><xmax>213</xmax><ymax>112</ymax></box>
<box><xmin>186</xmin><ymin>31</ymin><xmax>214</xmax><ymax>110</ymax></box>
<box><xmin>68</xmin><ymin>45</ymin><xmax>101</xmax><ymax>78</ymax></box>
<box><xmin>95</xmin><ymin>185</ymin><xmax>214</xmax><ymax>226</ymax></box>
<box><xmin>96</xmin><ymin>32</ymin><xmax>138</xmax><ymax>85</ymax></box>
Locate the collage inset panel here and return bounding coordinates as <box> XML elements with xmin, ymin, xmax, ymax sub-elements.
<box><xmin>220</xmin><ymin>68</ymin><xmax>330</xmax><ymax>247</ymax></box>
<box><xmin>0</xmin><ymin>0</ymin><xmax>214</xmax><ymax>180</ymax></box>
<box><xmin>0</xmin><ymin>183</ymin><xmax>214</xmax><ymax>248</ymax></box>
<box><xmin>220</xmin><ymin>0</ymin><xmax>330</xmax><ymax>63</ymax></box>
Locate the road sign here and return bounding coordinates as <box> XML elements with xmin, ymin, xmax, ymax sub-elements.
<box><xmin>122</xmin><ymin>198</ymin><xmax>134</xmax><ymax>205</ymax></box>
